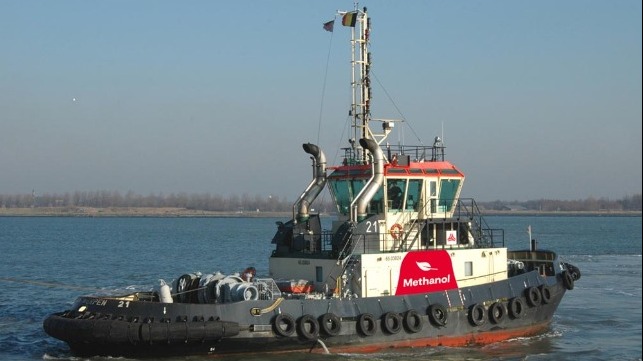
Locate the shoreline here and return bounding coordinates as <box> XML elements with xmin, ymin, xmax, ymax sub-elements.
<box><xmin>0</xmin><ymin>207</ymin><xmax>640</xmax><ymax>218</ymax></box>
<box><xmin>0</xmin><ymin>207</ymin><xmax>291</xmax><ymax>218</ymax></box>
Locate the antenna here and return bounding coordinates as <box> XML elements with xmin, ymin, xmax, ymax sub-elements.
<box><xmin>528</xmin><ymin>225</ymin><xmax>537</xmax><ymax>251</ymax></box>
<box><xmin>441</xmin><ymin>121</ymin><xmax>444</xmax><ymax>145</ymax></box>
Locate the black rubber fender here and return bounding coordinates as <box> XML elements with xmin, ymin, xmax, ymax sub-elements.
<box><xmin>427</xmin><ymin>303</ymin><xmax>448</xmax><ymax>327</ymax></box>
<box><xmin>91</xmin><ymin>318</ymin><xmax>113</xmax><ymax>342</ymax></box>
<box><xmin>272</xmin><ymin>313</ymin><xmax>295</xmax><ymax>337</ymax></box>
<box><xmin>564</xmin><ymin>262</ymin><xmax>582</xmax><ymax>281</ymax></box>
<box><xmin>525</xmin><ymin>286</ymin><xmax>542</xmax><ymax>307</ymax></box>
<box><xmin>296</xmin><ymin>314</ymin><xmax>319</xmax><ymax>340</ymax></box>
<box><xmin>380</xmin><ymin>312</ymin><xmax>402</xmax><ymax>335</ymax></box>
<box><xmin>318</xmin><ymin>313</ymin><xmax>341</xmax><ymax>336</ymax></box>
<box><xmin>508</xmin><ymin>297</ymin><xmax>526</xmax><ymax>319</ymax></box>
<box><xmin>402</xmin><ymin>309</ymin><xmax>422</xmax><ymax>333</ymax></box>
<box><xmin>43</xmin><ymin>313</ymin><xmax>93</xmax><ymax>343</ymax></box>
<box><xmin>540</xmin><ymin>285</ymin><xmax>552</xmax><ymax>304</ymax></box>
<box><xmin>562</xmin><ymin>270</ymin><xmax>575</xmax><ymax>290</ymax></box>
<box><xmin>356</xmin><ymin>313</ymin><xmax>376</xmax><ymax>336</ymax></box>
<box><xmin>488</xmin><ymin>302</ymin><xmax>506</xmax><ymax>324</ymax></box>
<box><xmin>106</xmin><ymin>319</ymin><xmax>131</xmax><ymax>344</ymax></box>
<box><xmin>468</xmin><ymin>303</ymin><xmax>486</xmax><ymax>326</ymax></box>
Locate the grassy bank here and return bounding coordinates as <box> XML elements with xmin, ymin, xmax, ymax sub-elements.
<box><xmin>0</xmin><ymin>207</ymin><xmax>639</xmax><ymax>217</ymax></box>
<box><xmin>0</xmin><ymin>207</ymin><xmax>292</xmax><ymax>218</ymax></box>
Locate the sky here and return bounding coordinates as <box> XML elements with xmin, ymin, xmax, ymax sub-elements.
<box><xmin>1</xmin><ymin>0</ymin><xmax>641</xmax><ymax>202</ymax></box>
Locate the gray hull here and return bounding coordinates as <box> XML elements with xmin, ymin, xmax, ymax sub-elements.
<box><xmin>43</xmin><ymin>269</ymin><xmax>571</xmax><ymax>358</ymax></box>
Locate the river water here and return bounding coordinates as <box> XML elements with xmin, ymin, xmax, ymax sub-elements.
<box><xmin>0</xmin><ymin>215</ymin><xmax>640</xmax><ymax>361</ymax></box>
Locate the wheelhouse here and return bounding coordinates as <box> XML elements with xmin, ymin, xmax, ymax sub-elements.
<box><xmin>327</xmin><ymin>149</ymin><xmax>465</xmax><ymax>220</ymax></box>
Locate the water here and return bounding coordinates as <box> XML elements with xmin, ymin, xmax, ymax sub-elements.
<box><xmin>0</xmin><ymin>215</ymin><xmax>641</xmax><ymax>361</ymax></box>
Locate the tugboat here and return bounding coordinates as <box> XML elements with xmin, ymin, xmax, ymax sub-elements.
<box><xmin>43</xmin><ymin>5</ymin><xmax>581</xmax><ymax>358</ymax></box>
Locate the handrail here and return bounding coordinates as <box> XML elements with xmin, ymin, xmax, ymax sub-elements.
<box><xmin>279</xmin><ymin>197</ymin><xmax>505</xmax><ymax>257</ymax></box>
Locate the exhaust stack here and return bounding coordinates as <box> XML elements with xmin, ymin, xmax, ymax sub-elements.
<box><xmin>295</xmin><ymin>143</ymin><xmax>327</xmax><ymax>222</ymax></box>
<box><xmin>353</xmin><ymin>138</ymin><xmax>384</xmax><ymax>222</ymax></box>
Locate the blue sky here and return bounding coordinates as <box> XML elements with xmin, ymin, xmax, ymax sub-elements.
<box><xmin>1</xmin><ymin>0</ymin><xmax>641</xmax><ymax>202</ymax></box>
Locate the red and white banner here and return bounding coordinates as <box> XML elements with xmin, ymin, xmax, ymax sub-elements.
<box><xmin>395</xmin><ymin>250</ymin><xmax>458</xmax><ymax>295</ymax></box>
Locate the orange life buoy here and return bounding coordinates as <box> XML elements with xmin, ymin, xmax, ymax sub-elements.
<box><xmin>390</xmin><ymin>223</ymin><xmax>404</xmax><ymax>239</ymax></box>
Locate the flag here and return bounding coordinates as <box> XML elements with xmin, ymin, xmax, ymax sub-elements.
<box><xmin>342</xmin><ymin>11</ymin><xmax>357</xmax><ymax>27</ymax></box>
<box><xmin>323</xmin><ymin>20</ymin><xmax>334</xmax><ymax>32</ymax></box>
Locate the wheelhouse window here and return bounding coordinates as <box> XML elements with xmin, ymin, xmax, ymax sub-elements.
<box><xmin>439</xmin><ymin>178</ymin><xmax>461</xmax><ymax>212</ymax></box>
<box><xmin>387</xmin><ymin>179</ymin><xmax>407</xmax><ymax>211</ymax></box>
<box><xmin>368</xmin><ymin>187</ymin><xmax>384</xmax><ymax>214</ymax></box>
<box><xmin>328</xmin><ymin>178</ymin><xmax>367</xmax><ymax>215</ymax></box>
<box><xmin>405</xmin><ymin>179</ymin><xmax>422</xmax><ymax>211</ymax></box>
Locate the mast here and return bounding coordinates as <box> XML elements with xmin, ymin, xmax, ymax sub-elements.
<box><xmin>343</xmin><ymin>6</ymin><xmax>371</xmax><ymax>163</ymax></box>
<box><xmin>343</xmin><ymin>6</ymin><xmax>393</xmax><ymax>164</ymax></box>
<box><xmin>356</xmin><ymin>7</ymin><xmax>370</xmax><ymax>143</ymax></box>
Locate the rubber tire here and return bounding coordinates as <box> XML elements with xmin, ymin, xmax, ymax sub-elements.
<box><xmin>296</xmin><ymin>314</ymin><xmax>319</xmax><ymax>340</ymax></box>
<box><xmin>562</xmin><ymin>270</ymin><xmax>574</xmax><ymax>290</ymax></box>
<box><xmin>526</xmin><ymin>286</ymin><xmax>542</xmax><ymax>307</ymax></box>
<box><xmin>508</xmin><ymin>297</ymin><xmax>526</xmax><ymax>319</ymax></box>
<box><xmin>403</xmin><ymin>309</ymin><xmax>422</xmax><ymax>333</ymax></box>
<box><xmin>380</xmin><ymin>312</ymin><xmax>402</xmax><ymax>335</ymax></box>
<box><xmin>356</xmin><ymin>313</ymin><xmax>376</xmax><ymax>336</ymax></box>
<box><xmin>318</xmin><ymin>313</ymin><xmax>341</xmax><ymax>336</ymax></box>
<box><xmin>488</xmin><ymin>302</ymin><xmax>505</xmax><ymax>324</ymax></box>
<box><xmin>469</xmin><ymin>303</ymin><xmax>486</xmax><ymax>326</ymax></box>
<box><xmin>428</xmin><ymin>303</ymin><xmax>448</xmax><ymax>327</ymax></box>
<box><xmin>540</xmin><ymin>285</ymin><xmax>552</xmax><ymax>304</ymax></box>
<box><xmin>272</xmin><ymin>313</ymin><xmax>295</xmax><ymax>337</ymax></box>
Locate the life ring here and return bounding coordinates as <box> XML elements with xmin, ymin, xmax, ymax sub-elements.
<box><xmin>380</xmin><ymin>312</ymin><xmax>402</xmax><ymax>334</ymax></box>
<box><xmin>403</xmin><ymin>309</ymin><xmax>422</xmax><ymax>333</ymax></box>
<box><xmin>272</xmin><ymin>313</ymin><xmax>295</xmax><ymax>337</ymax></box>
<box><xmin>356</xmin><ymin>313</ymin><xmax>376</xmax><ymax>336</ymax></box>
<box><xmin>488</xmin><ymin>302</ymin><xmax>505</xmax><ymax>324</ymax></box>
<box><xmin>525</xmin><ymin>287</ymin><xmax>542</xmax><ymax>307</ymax></box>
<box><xmin>562</xmin><ymin>270</ymin><xmax>575</xmax><ymax>290</ymax></box>
<box><xmin>318</xmin><ymin>313</ymin><xmax>341</xmax><ymax>336</ymax></box>
<box><xmin>468</xmin><ymin>303</ymin><xmax>486</xmax><ymax>326</ymax></box>
<box><xmin>508</xmin><ymin>297</ymin><xmax>525</xmax><ymax>319</ymax></box>
<box><xmin>389</xmin><ymin>223</ymin><xmax>404</xmax><ymax>240</ymax></box>
<box><xmin>296</xmin><ymin>314</ymin><xmax>319</xmax><ymax>340</ymax></box>
<box><xmin>540</xmin><ymin>285</ymin><xmax>552</xmax><ymax>304</ymax></box>
<box><xmin>427</xmin><ymin>303</ymin><xmax>448</xmax><ymax>327</ymax></box>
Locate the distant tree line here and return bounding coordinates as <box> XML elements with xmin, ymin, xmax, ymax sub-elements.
<box><xmin>478</xmin><ymin>194</ymin><xmax>641</xmax><ymax>212</ymax></box>
<box><xmin>0</xmin><ymin>191</ymin><xmax>289</xmax><ymax>212</ymax></box>
<box><xmin>0</xmin><ymin>191</ymin><xmax>640</xmax><ymax>212</ymax></box>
